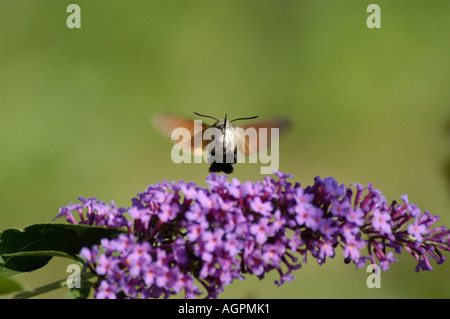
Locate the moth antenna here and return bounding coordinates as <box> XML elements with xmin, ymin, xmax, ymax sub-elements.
<box><xmin>193</xmin><ymin>112</ymin><xmax>219</xmax><ymax>122</ymax></box>
<box><xmin>230</xmin><ymin>115</ymin><xmax>258</xmax><ymax>123</ymax></box>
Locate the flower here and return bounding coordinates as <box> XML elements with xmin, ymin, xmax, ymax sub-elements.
<box><xmin>330</xmin><ymin>198</ymin><xmax>351</xmax><ymax>217</ymax></box>
<box><xmin>407</xmin><ymin>222</ymin><xmax>427</xmax><ymax>243</ymax></box>
<box><xmin>158</xmin><ymin>203</ymin><xmax>180</xmax><ymax>223</ymax></box>
<box><xmin>96</xmin><ymin>254</ymin><xmax>118</xmax><ymax>276</ymax></box>
<box><xmin>372</xmin><ymin>209</ymin><xmax>392</xmax><ymax>234</ymax></box>
<box><xmin>295</xmin><ymin>205</ymin><xmax>323</xmax><ymax>231</ymax></box>
<box><xmin>262</xmin><ymin>243</ymin><xmax>285</xmax><ymax>266</ymax></box>
<box><xmin>202</xmin><ymin>229</ymin><xmax>225</xmax><ymax>252</ymax></box>
<box><xmin>96</xmin><ymin>280</ymin><xmax>118</xmax><ymax>299</ymax></box>
<box><xmin>249</xmin><ymin>197</ymin><xmax>273</xmax><ymax>217</ymax></box>
<box><xmin>223</xmin><ymin>234</ymin><xmax>243</xmax><ymax>257</ymax></box>
<box><xmin>343</xmin><ymin>238</ymin><xmax>366</xmax><ymax>262</ymax></box>
<box><xmin>128</xmin><ymin>207</ymin><xmax>151</xmax><ymax>223</ymax></box>
<box><xmin>56</xmin><ymin>172</ymin><xmax>450</xmax><ymax>299</ymax></box>
<box><xmin>249</xmin><ymin>217</ymin><xmax>273</xmax><ymax>244</ymax></box>
<box><xmin>346</xmin><ymin>207</ymin><xmax>365</xmax><ymax>226</ymax></box>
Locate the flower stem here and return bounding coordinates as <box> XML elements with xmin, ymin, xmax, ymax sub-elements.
<box><xmin>12</xmin><ymin>272</ymin><xmax>95</xmax><ymax>299</ymax></box>
<box><xmin>12</xmin><ymin>278</ymin><xmax>68</xmax><ymax>299</ymax></box>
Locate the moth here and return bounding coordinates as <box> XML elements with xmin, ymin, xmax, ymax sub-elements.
<box><xmin>152</xmin><ymin>112</ymin><xmax>291</xmax><ymax>174</ymax></box>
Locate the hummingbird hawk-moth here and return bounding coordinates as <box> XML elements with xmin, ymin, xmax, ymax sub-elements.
<box><xmin>152</xmin><ymin>112</ymin><xmax>291</xmax><ymax>174</ymax></box>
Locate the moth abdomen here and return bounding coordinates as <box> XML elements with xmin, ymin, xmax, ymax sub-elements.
<box><xmin>209</xmin><ymin>162</ymin><xmax>234</xmax><ymax>174</ymax></box>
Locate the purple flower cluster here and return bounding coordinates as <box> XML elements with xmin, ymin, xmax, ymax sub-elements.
<box><xmin>78</xmin><ymin>234</ymin><xmax>201</xmax><ymax>298</ymax></box>
<box><xmin>56</xmin><ymin>197</ymin><xmax>129</xmax><ymax>230</ymax></box>
<box><xmin>56</xmin><ymin>172</ymin><xmax>450</xmax><ymax>298</ymax></box>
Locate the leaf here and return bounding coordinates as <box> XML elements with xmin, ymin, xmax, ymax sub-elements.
<box><xmin>0</xmin><ymin>223</ymin><xmax>125</xmax><ymax>274</ymax></box>
<box><xmin>0</xmin><ymin>267</ymin><xmax>22</xmax><ymax>279</ymax></box>
<box><xmin>66</xmin><ymin>280</ymin><xmax>92</xmax><ymax>299</ymax></box>
<box><xmin>0</xmin><ymin>276</ymin><xmax>23</xmax><ymax>295</ymax></box>
<box><xmin>2</xmin><ymin>250</ymin><xmax>82</xmax><ymax>262</ymax></box>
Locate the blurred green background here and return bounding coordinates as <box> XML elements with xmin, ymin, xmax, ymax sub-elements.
<box><xmin>1</xmin><ymin>0</ymin><xmax>449</xmax><ymax>298</ymax></box>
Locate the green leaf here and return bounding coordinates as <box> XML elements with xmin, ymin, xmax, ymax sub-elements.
<box><xmin>0</xmin><ymin>267</ymin><xmax>22</xmax><ymax>279</ymax></box>
<box><xmin>66</xmin><ymin>280</ymin><xmax>92</xmax><ymax>299</ymax></box>
<box><xmin>2</xmin><ymin>250</ymin><xmax>82</xmax><ymax>262</ymax></box>
<box><xmin>0</xmin><ymin>276</ymin><xmax>23</xmax><ymax>295</ymax></box>
<box><xmin>0</xmin><ymin>223</ymin><xmax>125</xmax><ymax>274</ymax></box>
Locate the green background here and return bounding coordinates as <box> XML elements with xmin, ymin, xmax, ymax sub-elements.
<box><xmin>1</xmin><ymin>0</ymin><xmax>449</xmax><ymax>298</ymax></box>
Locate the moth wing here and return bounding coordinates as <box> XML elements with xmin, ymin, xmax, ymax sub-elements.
<box><xmin>189</xmin><ymin>126</ymin><xmax>211</xmax><ymax>156</ymax></box>
<box><xmin>237</xmin><ymin>118</ymin><xmax>292</xmax><ymax>155</ymax></box>
<box><xmin>151</xmin><ymin>113</ymin><xmax>209</xmax><ymax>156</ymax></box>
